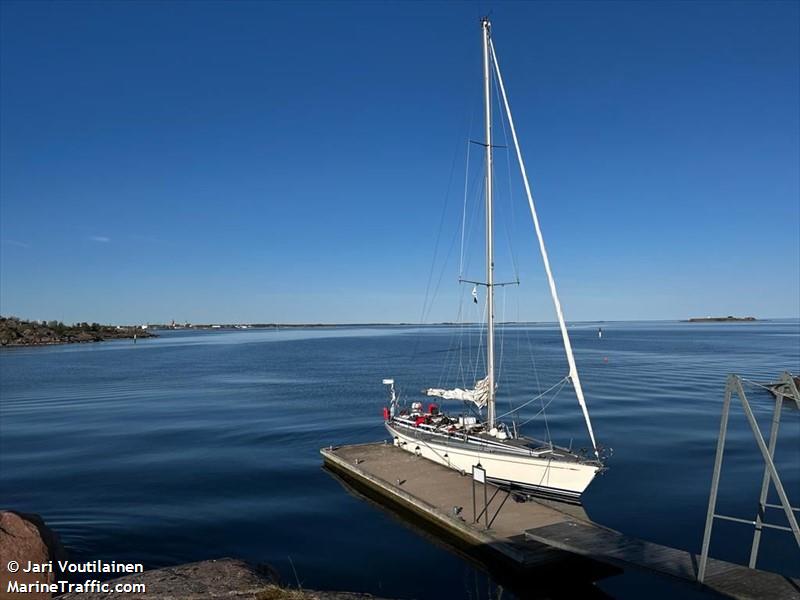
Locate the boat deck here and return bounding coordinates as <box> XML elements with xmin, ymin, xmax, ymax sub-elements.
<box><xmin>389</xmin><ymin>417</ymin><xmax>594</xmax><ymax>464</ymax></box>
<box><xmin>321</xmin><ymin>441</ymin><xmax>800</xmax><ymax>599</ymax></box>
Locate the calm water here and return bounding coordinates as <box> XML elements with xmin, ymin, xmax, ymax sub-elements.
<box><xmin>1</xmin><ymin>321</ymin><xmax>798</xmax><ymax>599</ymax></box>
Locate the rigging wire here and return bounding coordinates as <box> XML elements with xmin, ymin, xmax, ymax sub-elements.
<box><xmin>440</xmin><ymin>162</ymin><xmax>482</xmax><ymax>387</ymax></box>
<box><xmin>460</xmin><ymin>157</ymin><xmax>487</xmax><ymax>283</ymax></box>
<box><xmin>492</xmin><ymin>66</ymin><xmax>520</xmax><ymax>282</ymax></box>
<box><xmin>524</xmin><ymin>325</ymin><xmax>544</xmax><ymax>396</ymax></box>
<box><xmin>497</xmin><ymin>285</ymin><xmax>507</xmax><ymax>383</ymax></box>
<box><xmin>417</xmin><ymin>143</ymin><xmax>462</xmax><ymax>327</ymax></box>
<box><xmin>411</xmin><ymin>77</ymin><xmax>479</xmax><ymax>369</ymax></box>
<box><xmin>504</xmin><ymin>295</ymin><xmax>522</xmax><ymax>432</ymax></box>
<box><xmin>523</xmin><ymin>324</ymin><xmax>549</xmax><ymax>441</ymax></box>
<box><xmin>540</xmin><ymin>376</ymin><xmax>553</xmax><ymax>445</ymax></box>
<box><xmin>516</xmin><ymin>377</ymin><xmax>570</xmax><ymax>429</ymax></box>
<box><xmin>438</xmin><ymin>299</ymin><xmax>461</xmax><ymax>389</ymax></box>
<box><xmin>456</xmin><ymin>287</ymin><xmax>468</xmax><ymax>389</ymax></box>
<box><xmin>448</xmin><ymin>162</ymin><xmax>488</xmax><ymax>391</ymax></box>
<box><xmin>421</xmin><ymin>202</ymin><xmax>469</xmax><ymax>325</ymax></box>
<box><xmin>458</xmin><ymin>138</ymin><xmax>471</xmax><ymax>279</ymax></box>
<box><xmin>494</xmin><ymin>375</ymin><xmax>569</xmax><ymax>421</ymax></box>
<box><xmin>472</xmin><ymin>298</ymin><xmax>488</xmax><ymax>384</ymax></box>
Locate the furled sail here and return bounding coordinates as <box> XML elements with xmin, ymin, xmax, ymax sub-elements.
<box><xmin>425</xmin><ymin>376</ymin><xmax>491</xmax><ymax>409</ymax></box>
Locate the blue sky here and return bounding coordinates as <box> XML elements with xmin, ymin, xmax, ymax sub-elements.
<box><xmin>1</xmin><ymin>1</ymin><xmax>798</xmax><ymax>324</ymax></box>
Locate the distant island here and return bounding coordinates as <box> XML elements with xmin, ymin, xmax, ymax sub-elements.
<box><xmin>686</xmin><ymin>316</ymin><xmax>757</xmax><ymax>323</ymax></box>
<box><xmin>0</xmin><ymin>316</ymin><xmax>156</xmax><ymax>347</ymax></box>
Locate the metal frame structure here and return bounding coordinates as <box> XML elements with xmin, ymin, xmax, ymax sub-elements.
<box><xmin>471</xmin><ymin>463</ymin><xmax>512</xmax><ymax>530</ymax></box>
<box><xmin>698</xmin><ymin>372</ymin><xmax>800</xmax><ymax>582</ymax></box>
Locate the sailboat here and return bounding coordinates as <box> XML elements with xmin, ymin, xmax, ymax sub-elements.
<box><xmin>382</xmin><ymin>18</ymin><xmax>604</xmax><ymax>504</ymax></box>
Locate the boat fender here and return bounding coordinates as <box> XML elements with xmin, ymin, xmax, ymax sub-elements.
<box><xmin>383</xmin><ymin>407</ymin><xmax>390</xmax><ymax>420</ymax></box>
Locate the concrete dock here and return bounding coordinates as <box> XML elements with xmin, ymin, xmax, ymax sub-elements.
<box><xmin>321</xmin><ymin>441</ymin><xmax>800</xmax><ymax>600</ymax></box>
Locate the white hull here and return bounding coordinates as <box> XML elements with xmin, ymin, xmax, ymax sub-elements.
<box><xmin>387</xmin><ymin>422</ymin><xmax>599</xmax><ymax>502</ymax></box>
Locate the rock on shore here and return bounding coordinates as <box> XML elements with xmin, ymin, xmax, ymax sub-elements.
<box><xmin>0</xmin><ymin>511</ymin><xmax>67</xmax><ymax>600</ymax></box>
<box><xmin>57</xmin><ymin>558</ymin><xmax>391</xmax><ymax>600</ymax></box>
<box><xmin>0</xmin><ymin>316</ymin><xmax>155</xmax><ymax>346</ymax></box>
<box><xmin>0</xmin><ymin>510</ymin><xmax>391</xmax><ymax>600</ymax></box>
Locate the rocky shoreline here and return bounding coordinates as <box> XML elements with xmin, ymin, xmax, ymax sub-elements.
<box><xmin>0</xmin><ymin>511</ymin><xmax>390</xmax><ymax>600</ymax></box>
<box><xmin>0</xmin><ymin>317</ymin><xmax>155</xmax><ymax>347</ymax></box>
<box><xmin>57</xmin><ymin>559</ymin><xmax>389</xmax><ymax>600</ymax></box>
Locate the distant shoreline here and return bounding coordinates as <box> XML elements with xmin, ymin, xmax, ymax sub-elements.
<box><xmin>3</xmin><ymin>316</ymin><xmax>791</xmax><ymax>348</ymax></box>
<box><xmin>685</xmin><ymin>316</ymin><xmax>757</xmax><ymax>323</ymax></box>
<box><xmin>0</xmin><ymin>317</ymin><xmax>156</xmax><ymax>347</ymax></box>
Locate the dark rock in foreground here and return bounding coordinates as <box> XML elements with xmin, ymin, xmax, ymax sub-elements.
<box><xmin>0</xmin><ymin>511</ymin><xmax>68</xmax><ymax>600</ymax></box>
<box><xmin>1</xmin><ymin>511</ymin><xmax>392</xmax><ymax>599</ymax></box>
<box><xmin>58</xmin><ymin>558</ymin><xmax>392</xmax><ymax>600</ymax></box>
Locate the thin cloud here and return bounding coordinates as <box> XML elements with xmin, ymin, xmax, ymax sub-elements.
<box><xmin>2</xmin><ymin>239</ymin><xmax>31</xmax><ymax>248</ymax></box>
<box><xmin>89</xmin><ymin>235</ymin><xmax>111</xmax><ymax>243</ymax></box>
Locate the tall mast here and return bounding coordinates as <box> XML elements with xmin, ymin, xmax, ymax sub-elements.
<box><xmin>482</xmin><ymin>17</ymin><xmax>496</xmax><ymax>429</ymax></box>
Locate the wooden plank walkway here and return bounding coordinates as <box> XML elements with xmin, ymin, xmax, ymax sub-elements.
<box><xmin>525</xmin><ymin>520</ymin><xmax>800</xmax><ymax>600</ymax></box>
<box><xmin>321</xmin><ymin>441</ymin><xmax>594</xmax><ymax>568</ymax></box>
<box><xmin>322</xmin><ymin>442</ymin><xmax>800</xmax><ymax>600</ymax></box>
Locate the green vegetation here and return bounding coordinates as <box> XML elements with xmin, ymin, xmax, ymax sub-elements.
<box><xmin>0</xmin><ymin>316</ymin><xmax>156</xmax><ymax>347</ymax></box>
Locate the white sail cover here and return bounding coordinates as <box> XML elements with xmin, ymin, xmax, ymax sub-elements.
<box><xmin>426</xmin><ymin>376</ymin><xmax>491</xmax><ymax>409</ymax></box>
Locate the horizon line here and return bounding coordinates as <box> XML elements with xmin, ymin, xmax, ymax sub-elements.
<box><xmin>4</xmin><ymin>315</ymin><xmax>797</xmax><ymax>328</ymax></box>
